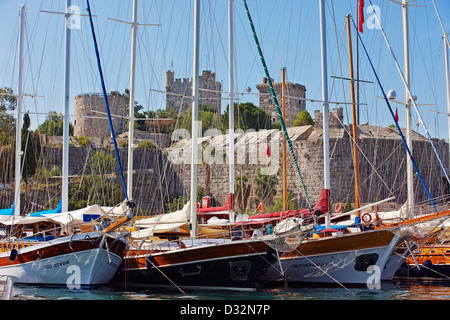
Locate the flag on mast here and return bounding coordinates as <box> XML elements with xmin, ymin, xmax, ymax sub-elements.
<box><xmin>359</xmin><ymin>0</ymin><xmax>364</xmax><ymax>33</ymax></box>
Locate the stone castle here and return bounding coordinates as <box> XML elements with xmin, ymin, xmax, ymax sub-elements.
<box><xmin>74</xmin><ymin>92</ymin><xmax>127</xmax><ymax>138</ymax></box>
<box><xmin>165</xmin><ymin>70</ymin><xmax>222</xmax><ymax>115</ymax></box>
<box><xmin>5</xmin><ymin>70</ymin><xmax>446</xmax><ymax>215</ymax></box>
<box><xmin>256</xmin><ymin>77</ymin><xmax>307</xmax><ymax>127</ymax></box>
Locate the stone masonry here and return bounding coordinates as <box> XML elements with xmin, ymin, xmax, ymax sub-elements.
<box><xmin>256</xmin><ymin>77</ymin><xmax>307</xmax><ymax>127</ymax></box>
<box><xmin>165</xmin><ymin>70</ymin><xmax>222</xmax><ymax>115</ymax></box>
<box><xmin>167</xmin><ymin>107</ymin><xmax>449</xmax><ymax>211</ymax></box>
<box><xmin>74</xmin><ymin>91</ymin><xmax>127</xmax><ymax>138</ymax></box>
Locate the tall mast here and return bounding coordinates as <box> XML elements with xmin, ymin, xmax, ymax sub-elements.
<box><xmin>282</xmin><ymin>67</ymin><xmax>287</xmax><ymax>212</ymax></box>
<box><xmin>127</xmin><ymin>0</ymin><xmax>138</xmax><ymax>201</ymax></box>
<box><xmin>228</xmin><ymin>0</ymin><xmax>235</xmax><ymax>223</ymax></box>
<box><xmin>62</xmin><ymin>0</ymin><xmax>72</xmax><ymax>213</ymax></box>
<box><xmin>319</xmin><ymin>0</ymin><xmax>330</xmax><ymax>228</ymax></box>
<box><xmin>319</xmin><ymin>0</ymin><xmax>330</xmax><ymax>190</ymax></box>
<box><xmin>346</xmin><ymin>14</ymin><xmax>361</xmax><ymax>213</ymax></box>
<box><xmin>190</xmin><ymin>0</ymin><xmax>200</xmax><ymax>237</ymax></box>
<box><xmin>14</xmin><ymin>5</ymin><xmax>25</xmax><ymax>217</ymax></box>
<box><xmin>445</xmin><ymin>33</ymin><xmax>450</xmax><ymax>176</ymax></box>
<box><xmin>402</xmin><ymin>0</ymin><xmax>414</xmax><ymax>218</ymax></box>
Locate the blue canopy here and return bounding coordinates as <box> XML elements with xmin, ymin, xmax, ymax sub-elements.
<box><xmin>29</xmin><ymin>198</ymin><xmax>62</xmax><ymax>217</ymax></box>
<box><xmin>0</xmin><ymin>202</ymin><xmax>14</xmax><ymax>216</ymax></box>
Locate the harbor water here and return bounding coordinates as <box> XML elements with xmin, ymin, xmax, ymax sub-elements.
<box><xmin>8</xmin><ymin>278</ymin><xmax>450</xmax><ymax>300</ymax></box>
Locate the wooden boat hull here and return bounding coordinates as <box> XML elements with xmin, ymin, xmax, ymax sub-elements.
<box><xmin>0</xmin><ymin>232</ymin><xmax>127</xmax><ymax>286</ymax></box>
<box><xmin>112</xmin><ymin>239</ymin><xmax>273</xmax><ymax>291</ymax></box>
<box><xmin>261</xmin><ymin>229</ymin><xmax>400</xmax><ymax>285</ymax></box>
<box><xmin>396</xmin><ymin>244</ymin><xmax>450</xmax><ymax>279</ymax></box>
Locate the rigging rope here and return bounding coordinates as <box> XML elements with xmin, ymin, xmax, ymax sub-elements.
<box><xmin>85</xmin><ymin>0</ymin><xmax>129</xmax><ymax>201</ymax></box>
<box><xmin>351</xmin><ymin>17</ymin><xmax>437</xmax><ymax>213</ymax></box>
<box><xmin>242</xmin><ymin>0</ymin><xmax>311</xmax><ymax>208</ymax></box>
<box><xmin>365</xmin><ymin>0</ymin><xmax>450</xmax><ymax>188</ymax></box>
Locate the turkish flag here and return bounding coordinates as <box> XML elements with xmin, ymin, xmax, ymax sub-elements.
<box><xmin>395</xmin><ymin>108</ymin><xmax>399</xmax><ymax>122</ymax></box>
<box><xmin>359</xmin><ymin>0</ymin><xmax>364</xmax><ymax>33</ymax></box>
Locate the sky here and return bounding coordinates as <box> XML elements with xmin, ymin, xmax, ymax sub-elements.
<box><xmin>1</xmin><ymin>0</ymin><xmax>450</xmax><ymax>142</ymax></box>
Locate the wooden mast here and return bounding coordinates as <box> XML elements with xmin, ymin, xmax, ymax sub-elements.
<box><xmin>282</xmin><ymin>67</ymin><xmax>287</xmax><ymax>212</ymax></box>
<box><xmin>346</xmin><ymin>14</ymin><xmax>361</xmax><ymax>214</ymax></box>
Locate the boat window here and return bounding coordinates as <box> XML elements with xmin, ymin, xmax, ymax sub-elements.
<box><xmin>354</xmin><ymin>253</ymin><xmax>379</xmax><ymax>271</ymax></box>
<box><xmin>229</xmin><ymin>260</ymin><xmax>251</xmax><ymax>281</ymax></box>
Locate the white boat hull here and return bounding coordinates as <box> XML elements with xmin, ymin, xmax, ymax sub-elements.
<box><xmin>262</xmin><ymin>233</ymin><xmax>400</xmax><ymax>286</ymax></box>
<box><xmin>0</xmin><ymin>232</ymin><xmax>126</xmax><ymax>286</ymax></box>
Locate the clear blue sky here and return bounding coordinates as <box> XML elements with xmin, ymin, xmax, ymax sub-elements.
<box><xmin>0</xmin><ymin>0</ymin><xmax>450</xmax><ymax>141</ymax></box>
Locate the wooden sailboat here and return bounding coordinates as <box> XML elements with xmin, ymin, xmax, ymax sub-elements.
<box><xmin>111</xmin><ymin>0</ymin><xmax>277</xmax><ymax>292</ymax></box>
<box><xmin>242</xmin><ymin>0</ymin><xmax>435</xmax><ymax>287</ymax></box>
<box><xmin>0</xmin><ymin>2</ymin><xmax>130</xmax><ymax>287</ymax></box>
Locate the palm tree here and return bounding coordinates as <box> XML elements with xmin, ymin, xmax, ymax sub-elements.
<box><xmin>235</xmin><ymin>175</ymin><xmax>251</xmax><ymax>213</ymax></box>
<box><xmin>253</xmin><ymin>168</ymin><xmax>278</xmax><ymax>206</ymax></box>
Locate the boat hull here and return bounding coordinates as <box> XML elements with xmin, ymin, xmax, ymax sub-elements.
<box><xmin>0</xmin><ymin>232</ymin><xmax>127</xmax><ymax>286</ymax></box>
<box><xmin>112</xmin><ymin>239</ymin><xmax>273</xmax><ymax>291</ymax></box>
<box><xmin>261</xmin><ymin>229</ymin><xmax>400</xmax><ymax>285</ymax></box>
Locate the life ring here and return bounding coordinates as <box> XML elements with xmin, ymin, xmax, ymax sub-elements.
<box><xmin>196</xmin><ymin>202</ymin><xmax>201</xmax><ymax>209</ymax></box>
<box><xmin>258</xmin><ymin>203</ymin><xmax>265</xmax><ymax>213</ymax></box>
<box><xmin>362</xmin><ymin>213</ymin><xmax>372</xmax><ymax>223</ymax></box>
<box><xmin>335</xmin><ymin>203</ymin><xmax>342</xmax><ymax>213</ymax></box>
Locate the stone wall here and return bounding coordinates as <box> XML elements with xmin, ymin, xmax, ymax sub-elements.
<box><xmin>74</xmin><ymin>92</ymin><xmax>127</xmax><ymax>138</ymax></box>
<box><xmin>167</xmin><ymin>118</ymin><xmax>449</xmax><ymax>211</ymax></box>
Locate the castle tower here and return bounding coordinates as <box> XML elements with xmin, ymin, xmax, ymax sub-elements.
<box><xmin>74</xmin><ymin>91</ymin><xmax>127</xmax><ymax>137</ymax></box>
<box><xmin>165</xmin><ymin>70</ymin><xmax>222</xmax><ymax>115</ymax></box>
<box><xmin>256</xmin><ymin>77</ymin><xmax>306</xmax><ymax>127</ymax></box>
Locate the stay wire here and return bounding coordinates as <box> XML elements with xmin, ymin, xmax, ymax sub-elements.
<box><xmin>242</xmin><ymin>0</ymin><xmax>311</xmax><ymax>208</ymax></box>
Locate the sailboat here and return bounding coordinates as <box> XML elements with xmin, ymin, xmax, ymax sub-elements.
<box><xmin>238</xmin><ymin>0</ymin><xmax>450</xmax><ymax>287</ymax></box>
<box><xmin>110</xmin><ymin>0</ymin><xmax>305</xmax><ymax>292</ymax></box>
<box><xmin>0</xmin><ymin>2</ymin><xmax>130</xmax><ymax>287</ymax></box>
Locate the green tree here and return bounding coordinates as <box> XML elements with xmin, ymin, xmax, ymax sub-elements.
<box><xmin>293</xmin><ymin>109</ymin><xmax>314</xmax><ymax>127</ymax></box>
<box><xmin>21</xmin><ymin>112</ymin><xmax>40</xmax><ymax>185</ymax></box>
<box><xmin>221</xmin><ymin>102</ymin><xmax>272</xmax><ymax>132</ymax></box>
<box><xmin>90</xmin><ymin>150</ymin><xmax>116</xmax><ymax>174</ymax></box>
<box><xmin>267</xmin><ymin>191</ymin><xmax>298</xmax><ymax>212</ymax></box>
<box><xmin>235</xmin><ymin>175</ymin><xmax>251</xmax><ymax>213</ymax></box>
<box><xmin>253</xmin><ymin>168</ymin><xmax>279</xmax><ymax>206</ymax></box>
<box><xmin>37</xmin><ymin>112</ymin><xmax>74</xmax><ymax>136</ymax></box>
<box><xmin>0</xmin><ymin>87</ymin><xmax>16</xmax><ymax>145</ymax></box>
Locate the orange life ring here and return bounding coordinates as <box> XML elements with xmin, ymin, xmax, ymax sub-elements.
<box><xmin>258</xmin><ymin>203</ymin><xmax>265</xmax><ymax>213</ymax></box>
<box><xmin>196</xmin><ymin>202</ymin><xmax>201</xmax><ymax>209</ymax></box>
<box><xmin>362</xmin><ymin>213</ymin><xmax>372</xmax><ymax>223</ymax></box>
<box><xmin>335</xmin><ymin>203</ymin><xmax>342</xmax><ymax>213</ymax></box>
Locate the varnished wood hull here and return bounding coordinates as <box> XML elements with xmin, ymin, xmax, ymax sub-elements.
<box><xmin>0</xmin><ymin>232</ymin><xmax>128</xmax><ymax>286</ymax></box>
<box><xmin>397</xmin><ymin>244</ymin><xmax>450</xmax><ymax>279</ymax></box>
<box><xmin>261</xmin><ymin>229</ymin><xmax>401</xmax><ymax>285</ymax></box>
<box><xmin>112</xmin><ymin>239</ymin><xmax>274</xmax><ymax>291</ymax></box>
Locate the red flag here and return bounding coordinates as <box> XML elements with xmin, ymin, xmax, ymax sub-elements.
<box><xmin>359</xmin><ymin>0</ymin><xmax>364</xmax><ymax>33</ymax></box>
<box><xmin>395</xmin><ymin>108</ymin><xmax>399</xmax><ymax>122</ymax></box>
<box><xmin>266</xmin><ymin>142</ymin><xmax>271</xmax><ymax>157</ymax></box>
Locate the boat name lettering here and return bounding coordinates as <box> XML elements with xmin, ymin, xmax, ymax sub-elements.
<box><xmin>43</xmin><ymin>260</ymin><xmax>71</xmax><ymax>270</ymax></box>
<box><xmin>291</xmin><ymin>262</ymin><xmax>329</xmax><ymax>269</ymax></box>
<box><xmin>179</xmin><ymin>266</ymin><xmax>202</xmax><ymax>277</ymax></box>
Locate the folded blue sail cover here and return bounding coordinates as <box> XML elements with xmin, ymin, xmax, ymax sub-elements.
<box><xmin>29</xmin><ymin>198</ymin><xmax>62</xmax><ymax>217</ymax></box>
<box><xmin>0</xmin><ymin>202</ymin><xmax>14</xmax><ymax>215</ymax></box>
